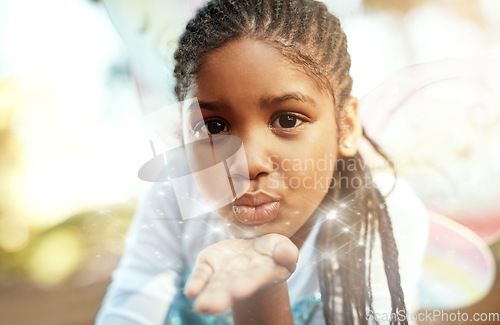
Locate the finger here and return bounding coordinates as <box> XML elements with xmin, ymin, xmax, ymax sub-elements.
<box><xmin>272</xmin><ymin>240</ymin><xmax>299</xmax><ymax>273</ymax></box>
<box><xmin>253</xmin><ymin>234</ymin><xmax>299</xmax><ymax>273</ymax></box>
<box><xmin>194</xmin><ymin>272</ymin><xmax>233</xmax><ymax>314</ymax></box>
<box><xmin>184</xmin><ymin>262</ymin><xmax>213</xmax><ymax>298</ymax></box>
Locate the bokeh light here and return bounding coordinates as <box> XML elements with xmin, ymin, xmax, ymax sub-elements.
<box><xmin>1</xmin><ymin>0</ymin><xmax>499</xmax><ymax>324</ymax></box>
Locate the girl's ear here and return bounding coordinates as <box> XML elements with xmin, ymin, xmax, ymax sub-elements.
<box><xmin>338</xmin><ymin>96</ymin><xmax>362</xmax><ymax>157</ymax></box>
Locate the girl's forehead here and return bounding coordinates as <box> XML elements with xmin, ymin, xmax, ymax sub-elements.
<box><xmin>192</xmin><ymin>39</ymin><xmax>333</xmax><ymax>104</ymax></box>
<box><xmin>197</xmin><ymin>39</ymin><xmax>289</xmax><ymax>74</ymax></box>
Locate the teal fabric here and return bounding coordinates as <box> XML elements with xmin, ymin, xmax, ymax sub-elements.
<box><xmin>165</xmin><ymin>270</ymin><xmax>322</xmax><ymax>325</ymax></box>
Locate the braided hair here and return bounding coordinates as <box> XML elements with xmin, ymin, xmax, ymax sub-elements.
<box><xmin>173</xmin><ymin>1</ymin><xmax>408</xmax><ymax>324</ymax></box>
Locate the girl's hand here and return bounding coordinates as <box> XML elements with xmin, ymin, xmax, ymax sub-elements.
<box><xmin>184</xmin><ymin>233</ymin><xmax>299</xmax><ymax>314</ymax></box>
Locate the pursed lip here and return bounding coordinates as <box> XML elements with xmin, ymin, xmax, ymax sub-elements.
<box><xmin>232</xmin><ymin>191</ymin><xmax>280</xmax><ymax>207</ymax></box>
<box><xmin>231</xmin><ymin>191</ymin><xmax>281</xmax><ymax>225</ymax></box>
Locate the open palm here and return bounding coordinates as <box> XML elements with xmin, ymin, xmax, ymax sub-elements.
<box><xmin>184</xmin><ymin>233</ymin><xmax>299</xmax><ymax>314</ymax></box>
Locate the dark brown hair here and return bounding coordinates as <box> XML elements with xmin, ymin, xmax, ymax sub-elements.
<box><xmin>173</xmin><ymin>1</ymin><xmax>408</xmax><ymax>324</ymax></box>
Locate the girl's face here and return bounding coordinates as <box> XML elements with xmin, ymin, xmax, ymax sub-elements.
<box><xmin>184</xmin><ymin>39</ymin><xmax>359</xmax><ymax>245</ymax></box>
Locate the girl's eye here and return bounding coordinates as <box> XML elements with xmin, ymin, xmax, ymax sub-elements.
<box><xmin>202</xmin><ymin>120</ymin><xmax>230</xmax><ymax>135</ymax></box>
<box><xmin>271</xmin><ymin>114</ymin><xmax>304</xmax><ymax>128</ymax></box>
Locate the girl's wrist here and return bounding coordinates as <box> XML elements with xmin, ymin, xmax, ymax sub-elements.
<box><xmin>232</xmin><ymin>282</ymin><xmax>294</xmax><ymax>325</ymax></box>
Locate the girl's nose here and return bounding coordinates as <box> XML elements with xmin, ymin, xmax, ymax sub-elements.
<box><xmin>240</xmin><ymin>132</ymin><xmax>275</xmax><ymax>180</ymax></box>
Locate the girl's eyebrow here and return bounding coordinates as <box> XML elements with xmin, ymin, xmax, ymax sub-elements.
<box><xmin>190</xmin><ymin>92</ymin><xmax>317</xmax><ymax>113</ymax></box>
<box><xmin>195</xmin><ymin>100</ymin><xmax>222</xmax><ymax>111</ymax></box>
<box><xmin>186</xmin><ymin>100</ymin><xmax>224</xmax><ymax>113</ymax></box>
<box><xmin>260</xmin><ymin>92</ymin><xmax>317</xmax><ymax>108</ymax></box>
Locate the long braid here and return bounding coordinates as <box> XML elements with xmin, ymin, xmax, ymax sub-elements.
<box><xmin>173</xmin><ymin>1</ymin><xmax>408</xmax><ymax>324</ymax></box>
<box><xmin>317</xmin><ymin>154</ymin><xmax>373</xmax><ymax>324</ymax></box>
<box><xmin>316</xmin><ymin>151</ymin><xmax>408</xmax><ymax>325</ymax></box>
<box><xmin>372</xmin><ymin>189</ymin><xmax>408</xmax><ymax>324</ymax></box>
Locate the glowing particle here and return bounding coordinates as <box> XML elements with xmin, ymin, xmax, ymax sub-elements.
<box><xmin>326</xmin><ymin>210</ymin><xmax>337</xmax><ymax>220</ymax></box>
<box><xmin>321</xmin><ymin>251</ymin><xmax>331</xmax><ymax>259</ymax></box>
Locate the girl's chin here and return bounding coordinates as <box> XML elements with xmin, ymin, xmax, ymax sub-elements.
<box><xmin>226</xmin><ymin>221</ymin><xmax>294</xmax><ymax>240</ymax></box>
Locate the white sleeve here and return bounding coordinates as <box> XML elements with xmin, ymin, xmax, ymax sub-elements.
<box><xmin>95</xmin><ymin>183</ymin><xmax>185</xmax><ymax>325</ymax></box>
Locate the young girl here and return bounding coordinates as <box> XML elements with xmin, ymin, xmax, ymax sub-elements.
<box><xmin>97</xmin><ymin>0</ymin><xmax>427</xmax><ymax>324</ymax></box>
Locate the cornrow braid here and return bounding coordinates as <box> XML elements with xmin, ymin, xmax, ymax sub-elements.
<box><xmin>316</xmin><ymin>149</ymin><xmax>408</xmax><ymax>325</ymax></box>
<box><xmin>173</xmin><ymin>1</ymin><xmax>408</xmax><ymax>324</ymax></box>
<box><xmin>373</xmin><ymin>188</ymin><xmax>408</xmax><ymax>324</ymax></box>
<box><xmin>316</xmin><ymin>154</ymin><xmax>370</xmax><ymax>324</ymax></box>
<box><xmin>174</xmin><ymin>0</ymin><xmax>352</xmax><ymax>124</ymax></box>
